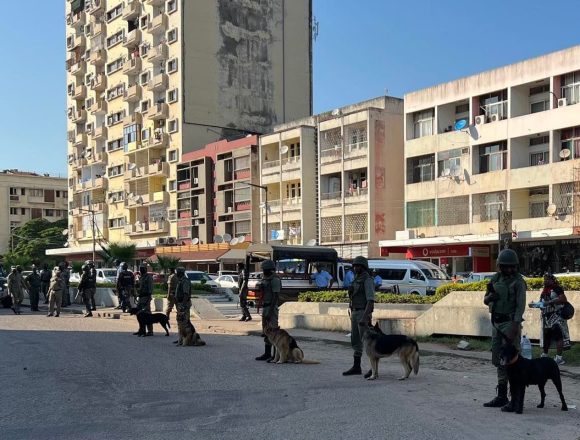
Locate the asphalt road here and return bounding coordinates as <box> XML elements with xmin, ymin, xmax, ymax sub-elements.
<box><xmin>1</xmin><ymin>309</ymin><xmax>579</xmax><ymax>440</ymax></box>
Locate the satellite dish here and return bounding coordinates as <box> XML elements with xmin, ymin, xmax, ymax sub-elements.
<box><xmin>191</xmin><ymin>237</ymin><xmax>199</xmax><ymax>245</ymax></box>
<box><xmin>454</xmin><ymin>119</ymin><xmax>467</xmax><ymax>131</ymax></box>
<box><xmin>62</xmin><ymin>229</ymin><xmax>70</xmax><ymax>236</ymax></box>
<box><xmin>560</xmin><ymin>149</ymin><xmax>571</xmax><ymax>159</ymax></box>
<box><xmin>546</xmin><ymin>204</ymin><xmax>557</xmax><ymax>216</ymax></box>
<box><xmin>237</xmin><ymin>235</ymin><xmax>246</xmax><ymax>243</ymax></box>
<box><xmin>280</xmin><ymin>145</ymin><xmax>289</xmax><ymax>155</ymax></box>
<box><xmin>441</xmin><ymin>168</ymin><xmax>451</xmax><ymax>178</ymax></box>
<box><xmin>223</xmin><ymin>233</ymin><xmax>232</xmax><ymax>242</ymax></box>
<box><xmin>128</xmin><ymin>163</ymin><xmax>137</xmax><ymax>170</ymax></box>
<box><xmin>306</xmin><ymin>239</ymin><xmax>317</xmax><ymax>246</ymax></box>
<box><xmin>214</xmin><ymin>235</ymin><xmax>224</xmax><ymax>243</ymax></box>
<box><xmin>230</xmin><ymin>237</ymin><xmax>239</xmax><ymax>246</ymax></box>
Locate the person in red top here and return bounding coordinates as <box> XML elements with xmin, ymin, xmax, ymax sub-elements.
<box><xmin>536</xmin><ymin>274</ymin><xmax>568</xmax><ymax>365</ymax></box>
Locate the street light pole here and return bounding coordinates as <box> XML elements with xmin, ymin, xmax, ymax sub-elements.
<box><xmin>77</xmin><ymin>208</ymin><xmax>97</xmax><ymax>262</ymax></box>
<box><xmin>245</xmin><ymin>183</ymin><xmax>268</xmax><ymax>244</ymax></box>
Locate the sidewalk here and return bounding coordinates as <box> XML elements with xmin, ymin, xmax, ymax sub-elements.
<box><xmin>18</xmin><ymin>303</ymin><xmax>580</xmax><ymax>379</ymax></box>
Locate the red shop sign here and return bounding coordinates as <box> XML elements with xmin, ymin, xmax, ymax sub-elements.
<box><xmin>407</xmin><ymin>245</ymin><xmax>471</xmax><ymax>258</ymax></box>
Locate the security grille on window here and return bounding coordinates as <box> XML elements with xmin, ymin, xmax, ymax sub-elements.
<box><xmin>475</xmin><ymin>192</ymin><xmax>506</xmax><ymax>222</ymax></box>
<box><xmin>412</xmin><ymin>109</ymin><xmax>434</xmax><ymax>139</ymax></box>
<box><xmin>406</xmin><ymin>200</ymin><xmax>435</xmax><ymax>228</ymax></box>
<box><xmin>321</xmin><ymin>216</ymin><xmax>342</xmax><ymax>243</ymax></box>
<box><xmin>30</xmin><ymin>189</ymin><xmax>43</xmax><ymax>197</ymax></box>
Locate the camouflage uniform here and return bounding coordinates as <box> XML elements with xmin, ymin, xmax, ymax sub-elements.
<box><xmin>25</xmin><ymin>269</ymin><xmax>42</xmax><ymax>311</ymax></box>
<box><xmin>175</xmin><ymin>274</ymin><xmax>192</xmax><ymax>322</ymax></box>
<box><xmin>48</xmin><ymin>272</ymin><xmax>65</xmax><ymax>317</ymax></box>
<box><xmin>7</xmin><ymin>270</ymin><xmax>26</xmax><ymax>314</ymax></box>
<box><xmin>61</xmin><ymin>267</ymin><xmax>71</xmax><ymax>307</ymax></box>
<box><xmin>78</xmin><ymin>269</ymin><xmax>96</xmax><ymax>316</ymax></box>
<box><xmin>165</xmin><ymin>272</ymin><xmax>178</xmax><ymax>315</ymax></box>
<box><xmin>117</xmin><ymin>269</ymin><xmax>135</xmax><ymax>312</ymax></box>
<box><xmin>261</xmin><ymin>273</ymin><xmax>281</xmax><ymax>331</ymax></box>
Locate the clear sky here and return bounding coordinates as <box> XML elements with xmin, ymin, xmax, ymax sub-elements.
<box><xmin>0</xmin><ymin>0</ymin><xmax>578</xmax><ymax>176</ymax></box>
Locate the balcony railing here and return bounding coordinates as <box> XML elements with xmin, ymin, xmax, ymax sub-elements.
<box><xmin>282</xmin><ymin>197</ymin><xmax>302</xmax><ymax>209</ymax></box>
<box><xmin>262</xmin><ymin>159</ymin><xmax>280</xmax><ymax>175</ymax></box>
<box><xmin>73</xmin><ymin>85</ymin><xmax>86</xmax><ymax>100</ymax></box>
<box><xmin>148</xmin><ymin>43</ymin><xmax>168</xmax><ymax>63</ymax></box>
<box><xmin>148</xmin><ymin>102</ymin><xmax>169</xmax><ymax>120</ymax></box>
<box><xmin>321</xmin><ymin>234</ymin><xmax>342</xmax><ymax>243</ymax></box>
<box><xmin>91</xmin><ymin>74</ymin><xmax>106</xmax><ymax>92</ymax></box>
<box><xmin>92</xmin><ymin>125</ymin><xmax>108</xmax><ymax>141</ymax></box>
<box><xmin>482</xmin><ymin>100</ymin><xmax>508</xmax><ymax>122</ymax></box>
<box><xmin>123</xmin><ymin>29</ymin><xmax>142</xmax><ymax>48</ymax></box>
<box><xmin>320</xmin><ymin>147</ymin><xmax>342</xmax><ymax>163</ymax></box>
<box><xmin>87</xmin><ymin>0</ymin><xmax>104</xmax><ymax>15</ymax></box>
<box><xmin>344</xmin><ymin>186</ymin><xmax>368</xmax><ymax>199</ymax></box>
<box><xmin>148</xmin><ymin>13</ymin><xmax>168</xmax><ymax>34</ymax></box>
<box><xmin>344</xmin><ymin>141</ymin><xmax>368</xmax><ymax>158</ymax></box>
<box><xmin>148</xmin><ymin>73</ymin><xmax>168</xmax><ymax>92</ymax></box>
<box><xmin>71</xmin><ymin>109</ymin><xmax>87</xmax><ymax>123</ymax></box>
<box><xmin>345</xmin><ymin>231</ymin><xmax>369</xmax><ymax>242</ymax></box>
<box><xmin>124</xmin><ymin>84</ymin><xmax>142</xmax><ymax>102</ymax></box>
<box><xmin>321</xmin><ymin>191</ymin><xmax>342</xmax><ymax>201</ymax></box>
<box><xmin>122</xmin><ymin>57</ymin><xmax>142</xmax><ymax>75</ymax></box>
<box><xmin>122</xmin><ymin>0</ymin><xmax>141</xmax><ymax>20</ymax></box>
<box><xmin>70</xmin><ymin>61</ymin><xmax>86</xmax><ymax>76</ymax></box>
<box><xmin>281</xmin><ymin>155</ymin><xmax>301</xmax><ymax>170</ymax></box>
<box><xmin>89</xmin><ymin>99</ymin><xmax>107</xmax><ymax>114</ymax></box>
<box><xmin>89</xmin><ymin>48</ymin><xmax>105</xmax><ymax>66</ymax></box>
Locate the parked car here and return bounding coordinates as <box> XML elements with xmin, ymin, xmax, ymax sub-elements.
<box><xmin>216</xmin><ymin>274</ymin><xmax>239</xmax><ymax>291</ymax></box>
<box><xmin>461</xmin><ymin>272</ymin><xmax>496</xmax><ymax>283</ymax></box>
<box><xmin>0</xmin><ymin>277</ymin><xmax>6</xmax><ymax>293</ymax></box>
<box><xmin>184</xmin><ymin>271</ymin><xmax>220</xmax><ymax>289</ymax></box>
<box><xmin>368</xmin><ymin>259</ymin><xmax>451</xmax><ymax>296</ymax></box>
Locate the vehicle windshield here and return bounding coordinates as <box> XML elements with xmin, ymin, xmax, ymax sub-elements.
<box><xmin>423</xmin><ymin>268</ymin><xmax>450</xmax><ymax>280</ymax></box>
<box><xmin>101</xmin><ymin>269</ymin><xmax>117</xmax><ymax>278</ymax></box>
<box><xmin>186</xmin><ymin>272</ymin><xmax>212</xmax><ymax>282</ymax></box>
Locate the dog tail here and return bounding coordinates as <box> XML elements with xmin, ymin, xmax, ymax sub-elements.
<box><xmin>412</xmin><ymin>347</ymin><xmax>420</xmax><ymax>375</ymax></box>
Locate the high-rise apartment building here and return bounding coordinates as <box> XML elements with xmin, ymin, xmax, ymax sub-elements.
<box><xmin>64</xmin><ymin>0</ymin><xmax>312</xmax><ymax>258</ymax></box>
<box><xmin>380</xmin><ymin>45</ymin><xmax>580</xmax><ymax>275</ymax></box>
<box><xmin>0</xmin><ymin>170</ymin><xmax>68</xmax><ymax>254</ymax></box>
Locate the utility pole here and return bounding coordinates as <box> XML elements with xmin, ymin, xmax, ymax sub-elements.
<box><xmin>245</xmin><ymin>183</ymin><xmax>268</xmax><ymax>244</ymax></box>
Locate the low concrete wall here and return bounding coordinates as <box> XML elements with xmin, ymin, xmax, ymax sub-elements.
<box><xmin>279</xmin><ymin>302</ymin><xmax>431</xmax><ymax>332</ymax></box>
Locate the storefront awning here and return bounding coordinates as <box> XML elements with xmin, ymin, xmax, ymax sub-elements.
<box><xmin>150</xmin><ymin>250</ymin><xmax>227</xmax><ymax>263</ymax></box>
<box><xmin>218</xmin><ymin>248</ymin><xmax>247</xmax><ymax>263</ymax></box>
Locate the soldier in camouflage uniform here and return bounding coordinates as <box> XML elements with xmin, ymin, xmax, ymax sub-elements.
<box><xmin>25</xmin><ymin>265</ymin><xmax>42</xmax><ymax>312</ymax></box>
<box><xmin>255</xmin><ymin>259</ymin><xmax>281</xmax><ymax>361</ymax></box>
<box><xmin>134</xmin><ymin>265</ymin><xmax>154</xmax><ymax>336</ymax></box>
<box><xmin>165</xmin><ymin>268</ymin><xmax>177</xmax><ymax>318</ymax></box>
<box><xmin>483</xmin><ymin>249</ymin><xmax>527</xmax><ymax>411</ymax></box>
<box><xmin>174</xmin><ymin>267</ymin><xmax>192</xmax><ymax>339</ymax></box>
<box><xmin>78</xmin><ymin>264</ymin><xmax>96</xmax><ymax>318</ymax></box>
<box><xmin>7</xmin><ymin>266</ymin><xmax>26</xmax><ymax>315</ymax></box>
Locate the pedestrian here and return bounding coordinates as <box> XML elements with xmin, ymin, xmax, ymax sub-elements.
<box><xmin>40</xmin><ymin>264</ymin><xmax>52</xmax><ymax>304</ymax></box>
<box><xmin>532</xmin><ymin>273</ymin><xmax>568</xmax><ymax>365</ymax></box>
<box><xmin>238</xmin><ymin>262</ymin><xmax>252</xmax><ymax>322</ymax></box>
<box><xmin>482</xmin><ymin>249</ymin><xmax>526</xmax><ymax>410</ymax></box>
<box><xmin>60</xmin><ymin>261</ymin><xmax>71</xmax><ymax>307</ymax></box>
<box><xmin>7</xmin><ymin>266</ymin><xmax>26</xmax><ymax>315</ymax></box>
<box><xmin>25</xmin><ymin>265</ymin><xmax>42</xmax><ymax>312</ymax></box>
<box><xmin>372</xmin><ymin>269</ymin><xmax>383</xmax><ymax>291</ymax></box>
<box><xmin>134</xmin><ymin>265</ymin><xmax>153</xmax><ymax>336</ymax></box>
<box><xmin>165</xmin><ymin>267</ymin><xmax>177</xmax><ymax>319</ymax></box>
<box><xmin>343</xmin><ymin>256</ymin><xmax>375</xmax><ymax>377</ymax></box>
<box><xmin>343</xmin><ymin>267</ymin><xmax>355</xmax><ymax>289</ymax></box>
<box><xmin>78</xmin><ymin>264</ymin><xmax>95</xmax><ymax>317</ymax></box>
<box><xmin>255</xmin><ymin>259</ymin><xmax>281</xmax><ymax>361</ymax></box>
<box><xmin>116</xmin><ymin>262</ymin><xmax>135</xmax><ymax>313</ymax></box>
<box><xmin>47</xmin><ymin>267</ymin><xmax>65</xmax><ymax>317</ymax></box>
<box><xmin>310</xmin><ymin>264</ymin><xmax>333</xmax><ymax>290</ymax></box>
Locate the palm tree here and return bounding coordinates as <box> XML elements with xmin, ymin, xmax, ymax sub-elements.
<box><xmin>101</xmin><ymin>243</ymin><xmax>137</xmax><ymax>266</ymax></box>
<box><xmin>148</xmin><ymin>255</ymin><xmax>181</xmax><ymax>279</ymax></box>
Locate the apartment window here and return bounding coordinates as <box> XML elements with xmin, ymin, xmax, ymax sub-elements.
<box><xmin>67</xmin><ymin>83</ymin><xmax>75</xmax><ymax>96</ymax></box>
<box><xmin>63</xmin><ymin>191</ymin><xmax>68</xmax><ymax>198</ymax></box>
<box><xmin>85</xmin><ymin>97</ymin><xmax>94</xmax><ymax>109</ymax></box>
<box><xmin>107</xmin><ymin>165</ymin><xmax>124</xmax><ymax>177</ymax></box>
<box><xmin>560</xmin><ymin>126</ymin><xmax>580</xmax><ymax>160</ymax></box>
<box><xmin>140</xmin><ymin>15</ymin><xmax>149</xmax><ymax>29</ymax></box>
<box><xmin>107</xmin><ymin>111</ymin><xmax>124</xmax><ymax>126</ymax></box>
<box><xmin>168</xmin><ymin>180</ymin><xmax>177</xmax><ymax>192</ymax></box>
<box><xmin>45</xmin><ymin>209</ymin><xmax>55</xmax><ymax>217</ymax></box>
<box><xmin>480</xmin><ymin>192</ymin><xmax>505</xmax><ymax>222</ymax></box>
<box><xmin>480</xmin><ymin>90</ymin><xmax>508</xmax><ymax>121</ymax></box>
<box><xmin>30</xmin><ymin>189</ymin><xmax>43</xmax><ymax>197</ymax></box>
<box><xmin>531</xmin><ymin>100</ymin><xmax>549</xmax><ymax>114</ymax></box>
<box><xmin>168</xmin><ymin>150</ymin><xmax>178</xmax><ymax>162</ymax></box>
<box><xmin>107</xmin><ymin>138</ymin><xmax>123</xmax><ymax>152</ymax></box>
<box><xmin>437</xmin><ymin>148</ymin><xmax>462</xmax><ymax>177</ymax></box>
<box><xmin>167</xmin><ymin>0</ymin><xmax>178</xmax><ymax>14</ymax></box>
<box><xmin>530</xmin><ymin>151</ymin><xmax>549</xmax><ymax>166</ymax></box>
<box><xmin>106</xmin><ymin>4</ymin><xmax>122</xmax><ymax>22</ymax></box>
<box><xmin>167</xmin><ymin>28</ymin><xmax>178</xmax><ymax>44</ymax></box>
<box><xmin>109</xmin><ymin>217</ymin><xmax>125</xmax><ymax>228</ymax></box>
<box><xmin>21</xmin><ymin>188</ymin><xmax>26</xmax><ymax>196</ymax></box>
<box><xmin>406</xmin><ymin>200</ymin><xmax>435</xmax><ymax>228</ymax></box>
<box><xmin>530</xmin><ymin>84</ymin><xmax>550</xmax><ymax>95</ymax></box>
<box><xmin>141</xmin><ymin>128</ymin><xmax>150</xmax><ymax>142</ymax></box>
<box><xmin>561</xmin><ymin>71</ymin><xmax>580</xmax><ymax>105</ymax></box>
<box><xmin>106</xmin><ymin>30</ymin><xmax>124</xmax><ymax>49</ymax></box>
<box><xmin>124</xmin><ymin>124</ymin><xmax>140</xmax><ymax>145</ymax></box>
<box><xmin>455</xmin><ymin>103</ymin><xmax>470</xmax><ymax>114</ymax></box>
<box><xmin>10</xmin><ymin>208</ymin><xmax>18</xmax><ymax>215</ymax></box>
<box><xmin>56</xmin><ymin>191</ymin><xmax>61</xmax><ymax>197</ymax></box>
<box><xmin>140</xmin><ymin>99</ymin><xmax>151</xmax><ymax>112</ymax></box>
<box><xmin>478</xmin><ymin>142</ymin><xmax>507</xmax><ymax>173</ymax></box>
<box><xmin>406</xmin><ymin>154</ymin><xmax>435</xmax><ymax>184</ymax></box>
<box><xmin>167</xmin><ymin>88</ymin><xmax>178</xmax><ymax>103</ymax></box>
<box><xmin>234</xmin><ymin>156</ymin><xmax>250</xmax><ymax>170</ymax></box>
<box><xmin>140</xmin><ymin>71</ymin><xmax>150</xmax><ymax>86</ymax></box>
<box><xmin>106</xmin><ymin>83</ymin><xmax>125</xmax><ymax>101</ymax></box>
<box><xmin>289</xmin><ymin>142</ymin><xmax>300</xmax><ymax>158</ymax></box>
<box><xmin>9</xmin><ymin>187</ymin><xmax>17</xmax><ymax>196</ymax></box>
<box><xmin>286</xmin><ymin>182</ymin><xmax>301</xmax><ymax>199</ymax></box>
<box><xmin>412</xmin><ymin>109</ymin><xmax>434</xmax><ymax>139</ymax></box>
<box><xmin>348</xmin><ymin>125</ymin><xmax>367</xmax><ymax>145</ymax></box>
<box><xmin>106</xmin><ymin>58</ymin><xmax>124</xmax><ymax>75</ymax></box>
<box><xmin>167</xmin><ymin>58</ymin><xmax>178</xmax><ymax>73</ymax></box>
<box><xmin>168</xmin><ymin>119</ymin><xmax>178</xmax><ymax>133</ymax></box>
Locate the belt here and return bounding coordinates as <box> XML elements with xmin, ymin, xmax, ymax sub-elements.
<box><xmin>492</xmin><ymin>313</ymin><xmax>512</xmax><ymax>324</ymax></box>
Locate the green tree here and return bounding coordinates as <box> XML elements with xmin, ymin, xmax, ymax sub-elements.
<box><xmin>147</xmin><ymin>255</ymin><xmax>180</xmax><ymax>277</ymax></box>
<box><xmin>101</xmin><ymin>242</ymin><xmax>137</xmax><ymax>266</ymax></box>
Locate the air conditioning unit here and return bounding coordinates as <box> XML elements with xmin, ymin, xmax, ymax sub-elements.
<box><xmin>558</xmin><ymin>98</ymin><xmax>568</xmax><ymax>108</ymax></box>
<box><xmin>490</xmin><ymin>114</ymin><xmax>501</xmax><ymax>123</ymax></box>
<box><xmin>227</xmin><ymin>206</ymin><xmax>233</xmax><ymax>213</ymax></box>
<box><xmin>193</xmin><ymin>178</ymin><xmax>199</xmax><ymax>184</ymax></box>
<box><xmin>156</xmin><ymin>237</ymin><xmax>167</xmax><ymax>246</ymax></box>
<box><xmin>167</xmin><ymin>237</ymin><xmax>177</xmax><ymax>245</ymax></box>
<box><xmin>193</xmin><ymin>209</ymin><xmax>199</xmax><ymax>216</ymax></box>
<box><xmin>474</xmin><ymin>115</ymin><xmax>486</xmax><ymax>126</ymax></box>
<box><xmin>194</xmin><ymin>219</ymin><xmax>200</xmax><ymax>226</ymax></box>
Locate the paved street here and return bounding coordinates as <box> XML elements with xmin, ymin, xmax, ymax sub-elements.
<box><xmin>1</xmin><ymin>309</ymin><xmax>579</xmax><ymax>440</ymax></box>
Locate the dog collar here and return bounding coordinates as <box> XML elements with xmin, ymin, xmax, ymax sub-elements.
<box><xmin>505</xmin><ymin>354</ymin><xmax>519</xmax><ymax>366</ymax></box>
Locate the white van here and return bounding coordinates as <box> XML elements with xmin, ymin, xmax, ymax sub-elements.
<box><xmin>368</xmin><ymin>259</ymin><xmax>451</xmax><ymax>296</ymax></box>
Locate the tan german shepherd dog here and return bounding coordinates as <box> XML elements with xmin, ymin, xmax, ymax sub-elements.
<box><xmin>264</xmin><ymin>325</ymin><xmax>319</xmax><ymax>364</ymax></box>
<box><xmin>176</xmin><ymin>311</ymin><xmax>206</xmax><ymax>347</ymax></box>
<box><xmin>363</xmin><ymin>323</ymin><xmax>420</xmax><ymax>380</ymax></box>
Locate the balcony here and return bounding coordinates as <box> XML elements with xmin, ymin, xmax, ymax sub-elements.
<box><xmin>124</xmin><ymin>84</ymin><xmax>142</xmax><ymax>102</ymax></box>
<box><xmin>89</xmin><ymin>99</ymin><xmax>107</xmax><ymax>115</ymax></box>
<box><xmin>89</xmin><ymin>48</ymin><xmax>105</xmax><ymax>66</ymax></box>
<box><xmin>122</xmin><ymin>57</ymin><xmax>142</xmax><ymax>75</ymax></box>
<box><xmin>71</xmin><ymin>109</ymin><xmax>87</xmax><ymax>123</ymax></box>
<box><xmin>148</xmin><ymin>13</ymin><xmax>168</xmax><ymax>35</ymax></box>
<box><xmin>86</xmin><ymin>149</ymin><xmax>107</xmax><ymax>165</ymax></box>
<box><xmin>122</xmin><ymin>0</ymin><xmax>141</xmax><ymax>20</ymax></box>
<box><xmin>282</xmin><ymin>197</ymin><xmax>302</xmax><ymax>210</ymax></box>
<box><xmin>128</xmin><ymin>220</ymin><xmax>170</xmax><ymax>236</ymax></box>
<box><xmin>146</xmin><ymin>0</ymin><xmax>165</xmax><ymax>5</ymax></box>
<box><xmin>320</xmin><ymin>191</ymin><xmax>342</xmax><ymax>207</ymax></box>
<box><xmin>147</xmin><ymin>131</ymin><xmax>169</xmax><ymax>149</ymax></box>
<box><xmin>344</xmin><ymin>141</ymin><xmax>368</xmax><ymax>159</ymax></box>
<box><xmin>123</xmin><ymin>29</ymin><xmax>142</xmax><ymax>49</ymax></box>
<box><xmin>74</xmin><ymin>132</ymin><xmax>87</xmax><ymax>147</ymax></box>
<box><xmin>281</xmin><ymin>156</ymin><xmax>300</xmax><ymax>172</ymax></box>
<box><xmin>72</xmin><ymin>85</ymin><xmax>86</xmax><ymax>100</ymax></box>
<box><xmin>92</xmin><ymin>125</ymin><xmax>108</xmax><ymax>141</ymax></box>
<box><xmin>67</xmin><ymin>34</ymin><xmax>85</xmax><ymax>51</ymax></box>
<box><xmin>66</xmin><ymin>11</ymin><xmax>85</xmax><ymax>29</ymax></box>
<box><xmin>147</xmin><ymin>162</ymin><xmax>170</xmax><ymax>177</ymax></box>
<box><xmin>70</xmin><ymin>61</ymin><xmax>86</xmax><ymax>76</ymax></box>
<box><xmin>124</xmin><ymin>112</ymin><xmax>142</xmax><ymax>127</ymax></box>
<box><xmin>91</xmin><ymin>22</ymin><xmax>105</xmax><ymax>38</ymax></box>
<box><xmin>344</xmin><ymin>186</ymin><xmax>368</xmax><ymax>203</ymax></box>
<box><xmin>148</xmin><ymin>43</ymin><xmax>168</xmax><ymax>63</ymax></box>
<box><xmin>148</xmin><ymin>73</ymin><xmax>168</xmax><ymax>92</ymax></box>
<box><xmin>148</xmin><ymin>103</ymin><xmax>169</xmax><ymax>120</ymax></box>
<box><xmin>87</xmin><ymin>0</ymin><xmax>104</xmax><ymax>15</ymax></box>
<box><xmin>91</xmin><ymin>74</ymin><xmax>106</xmax><ymax>92</ymax></box>
<box><xmin>320</xmin><ymin>146</ymin><xmax>342</xmax><ymax>164</ymax></box>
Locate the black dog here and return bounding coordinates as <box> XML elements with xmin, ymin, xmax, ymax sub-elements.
<box><xmin>129</xmin><ymin>308</ymin><xmax>171</xmax><ymax>337</ymax></box>
<box><xmin>500</xmin><ymin>343</ymin><xmax>568</xmax><ymax>414</ymax></box>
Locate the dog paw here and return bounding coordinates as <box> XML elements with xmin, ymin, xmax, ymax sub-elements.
<box><xmin>367</xmin><ymin>376</ymin><xmax>377</xmax><ymax>381</ymax></box>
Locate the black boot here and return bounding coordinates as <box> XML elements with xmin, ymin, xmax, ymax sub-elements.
<box><xmin>342</xmin><ymin>356</ymin><xmax>362</xmax><ymax>376</ymax></box>
<box><xmin>483</xmin><ymin>384</ymin><xmax>509</xmax><ymax>408</ymax></box>
<box><xmin>239</xmin><ymin>316</ymin><xmax>247</xmax><ymax>322</ymax></box>
<box><xmin>255</xmin><ymin>343</ymin><xmax>272</xmax><ymax>361</ymax></box>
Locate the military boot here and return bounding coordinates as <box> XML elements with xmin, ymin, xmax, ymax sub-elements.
<box><xmin>255</xmin><ymin>343</ymin><xmax>272</xmax><ymax>361</ymax></box>
<box><xmin>483</xmin><ymin>384</ymin><xmax>509</xmax><ymax>408</ymax></box>
<box><xmin>342</xmin><ymin>356</ymin><xmax>362</xmax><ymax>376</ymax></box>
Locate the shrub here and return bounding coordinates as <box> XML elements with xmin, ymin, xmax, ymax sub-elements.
<box><xmin>298</xmin><ymin>290</ymin><xmax>439</xmax><ymax>304</ymax></box>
